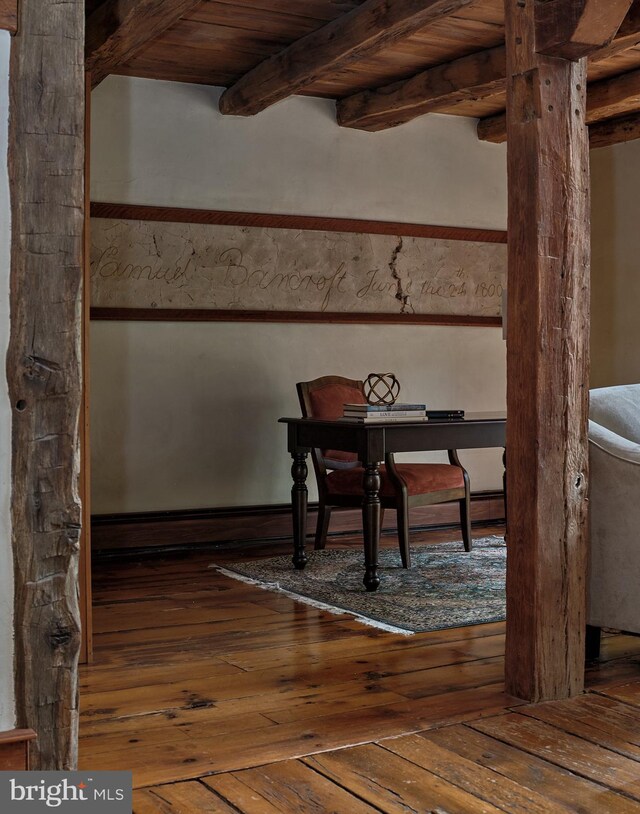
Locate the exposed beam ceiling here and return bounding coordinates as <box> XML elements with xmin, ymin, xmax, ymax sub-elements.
<box><xmin>338</xmin><ymin>0</ymin><xmax>640</xmax><ymax>132</ymax></box>
<box><xmin>82</xmin><ymin>0</ymin><xmax>640</xmax><ymax>149</ymax></box>
<box><xmin>86</xmin><ymin>0</ymin><xmax>202</xmax><ymax>88</ymax></box>
<box><xmin>218</xmin><ymin>0</ymin><xmax>475</xmax><ymax>117</ymax></box>
<box><xmin>338</xmin><ymin>46</ymin><xmax>506</xmax><ymax>132</ymax></box>
<box><xmin>534</xmin><ymin>0</ymin><xmax>633</xmax><ymax>60</ymax></box>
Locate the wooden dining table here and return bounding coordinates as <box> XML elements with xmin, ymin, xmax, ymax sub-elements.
<box><xmin>279</xmin><ymin>412</ymin><xmax>507</xmax><ymax>592</ymax></box>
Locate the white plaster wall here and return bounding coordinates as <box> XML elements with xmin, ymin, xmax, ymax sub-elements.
<box><xmin>0</xmin><ymin>30</ymin><xmax>15</xmax><ymax>730</ymax></box>
<box><xmin>90</xmin><ymin>76</ymin><xmax>507</xmax><ymax>513</ymax></box>
<box><xmin>591</xmin><ymin>143</ymin><xmax>640</xmax><ymax>388</ymax></box>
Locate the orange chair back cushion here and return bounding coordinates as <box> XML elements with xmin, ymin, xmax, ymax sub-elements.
<box><xmin>307</xmin><ymin>382</ymin><xmax>366</xmax><ymax>467</ymax></box>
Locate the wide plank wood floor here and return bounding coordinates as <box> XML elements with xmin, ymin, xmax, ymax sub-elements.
<box><xmin>79</xmin><ymin>524</ymin><xmax>640</xmax><ymax>812</ymax></box>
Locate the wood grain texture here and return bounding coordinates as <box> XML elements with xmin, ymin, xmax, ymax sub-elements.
<box><xmin>586</xmin><ymin>66</ymin><xmax>640</xmax><ymax>122</ymax></box>
<box><xmin>0</xmin><ymin>0</ymin><xmax>17</xmax><ymax>32</ymax></box>
<box><xmin>90</xmin><ymin>307</ymin><xmax>502</xmax><ymax>327</ymax></box>
<box><xmin>590</xmin><ymin>109</ymin><xmax>640</xmax><ymax>147</ymax></box>
<box><xmin>503</xmin><ymin>0</ymin><xmax>590</xmax><ymax>701</ymax></box>
<box><xmin>80</xmin><ymin>73</ymin><xmax>93</xmax><ymax>666</ymax></box>
<box><xmin>478</xmin><ymin>0</ymin><xmax>640</xmax><ymax>144</ymax></box>
<box><xmin>8</xmin><ymin>0</ymin><xmax>84</xmax><ymax>770</ymax></box>
<box><xmin>218</xmin><ymin>0</ymin><xmax>476</xmax><ymax>115</ymax></box>
<box><xmin>100</xmin><ymin>0</ymin><xmax>507</xmax><ymax>98</ymax></box>
<box><xmin>78</xmin><ymin>524</ymin><xmax>640</xmax><ymax>797</ymax></box>
<box><xmin>0</xmin><ymin>729</ymin><xmax>36</xmax><ymax>772</ymax></box>
<box><xmin>338</xmin><ymin>44</ymin><xmax>507</xmax><ymax>131</ymax></box>
<box><xmin>471</xmin><ymin>713</ymin><xmax>640</xmax><ymax>798</ymax></box>
<box><xmin>422</xmin><ymin>723</ymin><xmax>640</xmax><ymax>814</ymax></box>
<box><xmin>535</xmin><ymin>0</ymin><xmax>632</xmax><ymax>60</ymax></box>
<box><xmin>480</xmin><ymin>63</ymin><xmax>640</xmax><ymax>143</ymax></box>
<box><xmin>85</xmin><ymin>0</ymin><xmax>202</xmax><ymax>88</ymax></box>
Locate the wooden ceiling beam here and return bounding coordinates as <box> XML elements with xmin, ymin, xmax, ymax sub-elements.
<box><xmin>479</xmin><ymin>65</ymin><xmax>640</xmax><ymax>144</ymax></box>
<box><xmin>218</xmin><ymin>0</ymin><xmax>475</xmax><ymax>117</ymax></box>
<box><xmin>535</xmin><ymin>0</ymin><xmax>633</xmax><ymax>60</ymax></box>
<box><xmin>476</xmin><ymin>112</ymin><xmax>508</xmax><ymax>144</ymax></box>
<box><xmin>586</xmin><ymin>67</ymin><xmax>640</xmax><ymax>122</ymax></box>
<box><xmin>589</xmin><ymin>109</ymin><xmax>640</xmax><ymax>148</ymax></box>
<box><xmin>86</xmin><ymin>0</ymin><xmax>202</xmax><ymax>89</ymax></box>
<box><xmin>338</xmin><ymin>0</ymin><xmax>640</xmax><ymax>132</ymax></box>
<box><xmin>337</xmin><ymin>46</ymin><xmax>506</xmax><ymax>132</ymax></box>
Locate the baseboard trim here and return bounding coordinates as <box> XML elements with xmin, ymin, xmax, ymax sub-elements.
<box><xmin>0</xmin><ymin>729</ymin><xmax>37</xmax><ymax>771</ymax></box>
<box><xmin>92</xmin><ymin>492</ymin><xmax>505</xmax><ymax>553</ymax></box>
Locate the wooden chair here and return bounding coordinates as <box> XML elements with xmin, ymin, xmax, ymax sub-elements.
<box><xmin>297</xmin><ymin>375</ymin><xmax>472</xmax><ymax>568</ymax></box>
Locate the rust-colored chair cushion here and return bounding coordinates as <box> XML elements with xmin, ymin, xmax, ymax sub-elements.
<box><xmin>307</xmin><ymin>381</ymin><xmax>366</xmax><ymax>466</ymax></box>
<box><xmin>326</xmin><ymin>463</ymin><xmax>465</xmax><ymax>497</ymax></box>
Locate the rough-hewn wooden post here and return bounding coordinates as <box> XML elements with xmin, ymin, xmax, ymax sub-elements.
<box><xmin>504</xmin><ymin>0</ymin><xmax>591</xmax><ymax>701</ymax></box>
<box><xmin>7</xmin><ymin>0</ymin><xmax>84</xmax><ymax>768</ymax></box>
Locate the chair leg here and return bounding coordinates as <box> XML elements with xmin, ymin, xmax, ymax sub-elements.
<box><xmin>585</xmin><ymin>625</ymin><xmax>601</xmax><ymax>661</ymax></box>
<box><xmin>315</xmin><ymin>503</ymin><xmax>332</xmax><ymax>550</ymax></box>
<box><xmin>396</xmin><ymin>503</ymin><xmax>411</xmax><ymax>568</ymax></box>
<box><xmin>379</xmin><ymin>508</ymin><xmax>385</xmax><ymax>536</ymax></box>
<box><xmin>460</xmin><ymin>493</ymin><xmax>472</xmax><ymax>552</ymax></box>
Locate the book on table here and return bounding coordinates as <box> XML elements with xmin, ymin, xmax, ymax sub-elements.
<box><xmin>342</xmin><ymin>402</ymin><xmax>428</xmax><ymax>422</ymax></box>
<box><xmin>340</xmin><ymin>415</ymin><xmax>430</xmax><ymax>423</ymax></box>
<box><xmin>342</xmin><ymin>411</ymin><xmax>427</xmax><ymax>420</ymax></box>
<box><xmin>424</xmin><ymin>409</ymin><xmax>465</xmax><ymax>420</ymax></box>
<box><xmin>340</xmin><ymin>404</ymin><xmax>465</xmax><ymax>422</ymax></box>
<box><xmin>343</xmin><ymin>403</ymin><xmax>426</xmax><ymax>412</ymax></box>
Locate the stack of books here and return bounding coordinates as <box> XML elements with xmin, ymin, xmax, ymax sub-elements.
<box><xmin>342</xmin><ymin>403</ymin><xmax>428</xmax><ymax>422</ymax></box>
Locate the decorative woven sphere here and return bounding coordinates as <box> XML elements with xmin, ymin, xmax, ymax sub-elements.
<box><xmin>364</xmin><ymin>372</ymin><xmax>400</xmax><ymax>406</ymax></box>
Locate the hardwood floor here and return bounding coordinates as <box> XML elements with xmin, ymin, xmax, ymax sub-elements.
<box><xmin>79</xmin><ymin>524</ymin><xmax>640</xmax><ymax>811</ymax></box>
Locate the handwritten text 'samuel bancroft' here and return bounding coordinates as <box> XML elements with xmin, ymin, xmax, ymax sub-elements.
<box><xmin>90</xmin><ymin>218</ymin><xmax>506</xmax><ymax>317</ymax></box>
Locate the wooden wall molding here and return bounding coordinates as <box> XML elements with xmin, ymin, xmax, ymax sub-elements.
<box><xmin>90</xmin><ymin>202</ymin><xmax>508</xmax><ymax>244</ymax></box>
<box><xmin>91</xmin><ymin>491</ymin><xmax>505</xmax><ymax>553</ymax></box>
<box><xmin>91</xmin><ymin>307</ymin><xmax>502</xmax><ymax>327</ymax></box>
<box><xmin>0</xmin><ymin>729</ymin><xmax>37</xmax><ymax>771</ymax></box>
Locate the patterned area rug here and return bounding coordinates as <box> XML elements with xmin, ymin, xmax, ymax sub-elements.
<box><xmin>212</xmin><ymin>536</ymin><xmax>506</xmax><ymax>634</ymax></box>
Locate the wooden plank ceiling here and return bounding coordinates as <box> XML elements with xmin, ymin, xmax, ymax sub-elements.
<box><xmin>86</xmin><ymin>0</ymin><xmax>640</xmax><ymax>148</ymax></box>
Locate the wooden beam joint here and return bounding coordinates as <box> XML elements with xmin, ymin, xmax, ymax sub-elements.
<box><xmin>535</xmin><ymin>0</ymin><xmax>633</xmax><ymax>60</ymax></box>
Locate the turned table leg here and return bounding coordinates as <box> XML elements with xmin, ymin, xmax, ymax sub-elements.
<box><xmin>291</xmin><ymin>452</ymin><xmax>308</xmax><ymax>570</ymax></box>
<box><xmin>362</xmin><ymin>462</ymin><xmax>381</xmax><ymax>592</ymax></box>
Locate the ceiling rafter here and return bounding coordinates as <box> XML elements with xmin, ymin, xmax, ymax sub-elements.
<box><xmin>337</xmin><ymin>46</ymin><xmax>506</xmax><ymax>132</ymax></box>
<box><xmin>218</xmin><ymin>0</ymin><xmax>476</xmax><ymax>117</ymax></box>
<box><xmin>590</xmin><ymin>109</ymin><xmax>640</xmax><ymax>148</ymax></box>
<box><xmin>86</xmin><ymin>0</ymin><xmax>202</xmax><ymax>88</ymax></box>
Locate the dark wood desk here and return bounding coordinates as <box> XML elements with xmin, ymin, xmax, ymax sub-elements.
<box><xmin>279</xmin><ymin>413</ymin><xmax>506</xmax><ymax>591</ymax></box>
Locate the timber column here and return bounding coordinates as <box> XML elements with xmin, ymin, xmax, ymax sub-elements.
<box><xmin>504</xmin><ymin>0</ymin><xmax>590</xmax><ymax>701</ymax></box>
<box><xmin>8</xmin><ymin>0</ymin><xmax>85</xmax><ymax>768</ymax></box>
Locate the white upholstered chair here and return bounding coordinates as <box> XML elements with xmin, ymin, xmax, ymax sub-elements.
<box><xmin>587</xmin><ymin>384</ymin><xmax>640</xmax><ymax>658</ymax></box>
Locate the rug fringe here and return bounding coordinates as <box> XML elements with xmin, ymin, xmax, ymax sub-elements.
<box><xmin>211</xmin><ymin>565</ymin><xmax>415</xmax><ymax>636</ymax></box>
